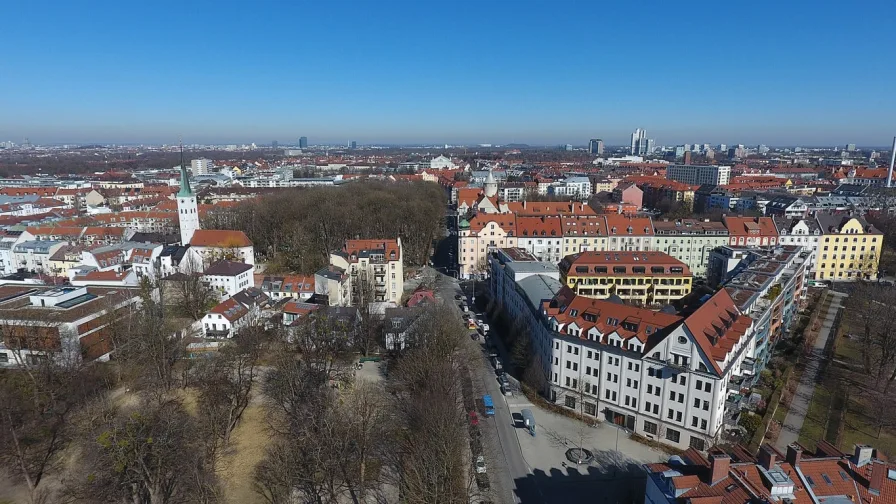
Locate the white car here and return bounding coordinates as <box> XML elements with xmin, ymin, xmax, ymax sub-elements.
<box><xmin>475</xmin><ymin>455</ymin><xmax>487</xmax><ymax>474</ymax></box>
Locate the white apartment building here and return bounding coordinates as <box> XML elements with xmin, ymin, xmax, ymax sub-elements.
<box><xmin>191</xmin><ymin>158</ymin><xmax>214</xmax><ymax>176</ymax></box>
<box><xmin>773</xmin><ymin>216</ymin><xmax>822</xmax><ymax>276</ymax></box>
<box><xmin>492</xmin><ymin>262</ymin><xmax>755</xmax><ymax>451</ymax></box>
<box><xmin>516</xmin><ymin>216</ymin><xmax>564</xmax><ymax>264</ymax></box>
<box><xmin>327</xmin><ymin>238</ymin><xmax>404</xmax><ymax>305</ymax></box>
<box><xmin>666</xmin><ymin>164</ymin><xmax>731</xmax><ymax>186</ymax></box>
<box><xmin>458</xmin><ymin>215</ymin><xmax>517</xmax><ymax>278</ymax></box>
<box><xmin>202</xmin><ymin>260</ymin><xmax>254</xmax><ymax>300</ymax></box>
<box><xmin>12</xmin><ymin>240</ymin><xmax>65</xmax><ymax>274</ymax></box>
<box><xmin>548</xmin><ymin>177</ymin><xmax>593</xmax><ymax>200</ymax></box>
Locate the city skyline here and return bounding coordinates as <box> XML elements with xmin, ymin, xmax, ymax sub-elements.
<box><xmin>1</xmin><ymin>0</ymin><xmax>894</xmax><ymax>146</ymax></box>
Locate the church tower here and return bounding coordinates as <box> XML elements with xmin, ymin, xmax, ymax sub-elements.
<box><xmin>177</xmin><ymin>143</ymin><xmax>200</xmax><ymax>245</ymax></box>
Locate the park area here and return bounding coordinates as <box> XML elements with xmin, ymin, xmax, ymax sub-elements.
<box><xmin>794</xmin><ymin>284</ymin><xmax>896</xmax><ymax>458</ymax></box>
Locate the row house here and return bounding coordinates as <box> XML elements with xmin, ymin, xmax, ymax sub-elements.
<box><xmin>257</xmin><ymin>274</ymin><xmax>315</xmax><ymax>301</ymax></box>
<box><xmin>559</xmin><ymin>251</ymin><xmax>692</xmax><ymax>306</ymax></box>
<box><xmin>651</xmin><ymin>219</ymin><xmax>729</xmax><ymax>278</ymax></box>
<box><xmin>773</xmin><ymin>216</ymin><xmax>822</xmax><ymax>277</ymax></box>
<box><xmin>540</xmin><ymin>287</ymin><xmax>754</xmax><ymax>451</ymax></box>
<box><xmin>605</xmin><ymin>215</ymin><xmax>654</xmax><ymax>251</ymax></box>
<box><xmin>722</xmin><ymin>216</ymin><xmax>779</xmax><ymax>247</ymax></box>
<box><xmin>516</xmin><ymin>216</ymin><xmax>564</xmax><ymax>264</ymax></box>
<box><xmin>458</xmin><ymin>214</ymin><xmax>518</xmax><ymax>278</ymax></box>
<box><xmin>560</xmin><ymin>216</ymin><xmax>608</xmax><ymax>257</ymax></box>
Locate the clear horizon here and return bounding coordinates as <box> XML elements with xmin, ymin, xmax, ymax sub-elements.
<box><xmin>1</xmin><ymin>0</ymin><xmax>894</xmax><ymax>147</ymax></box>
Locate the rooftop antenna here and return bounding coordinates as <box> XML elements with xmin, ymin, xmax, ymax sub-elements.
<box><xmin>888</xmin><ymin>136</ymin><xmax>895</xmax><ymax>188</ymax></box>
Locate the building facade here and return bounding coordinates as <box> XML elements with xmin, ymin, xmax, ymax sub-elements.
<box><xmin>558</xmin><ymin>251</ymin><xmax>692</xmax><ymax>306</ymax></box>
<box><xmin>651</xmin><ymin>219</ymin><xmax>729</xmax><ymax>278</ymax></box>
<box><xmin>328</xmin><ymin>238</ymin><xmax>404</xmax><ymax>304</ymax></box>
<box><xmin>814</xmin><ymin>213</ymin><xmax>882</xmax><ymax>281</ymax></box>
<box><xmin>666</xmin><ymin>164</ymin><xmax>731</xmax><ymax>186</ymax></box>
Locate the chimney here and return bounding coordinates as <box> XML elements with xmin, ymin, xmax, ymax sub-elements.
<box><xmin>869</xmin><ymin>460</ymin><xmax>885</xmax><ymax>495</ymax></box>
<box><xmin>854</xmin><ymin>444</ymin><xmax>874</xmax><ymax>467</ymax></box>
<box><xmin>709</xmin><ymin>453</ymin><xmax>730</xmax><ymax>484</ymax></box>
<box><xmin>785</xmin><ymin>444</ymin><xmax>802</xmax><ymax>468</ymax></box>
<box><xmin>758</xmin><ymin>444</ymin><xmax>777</xmax><ymax>470</ymax></box>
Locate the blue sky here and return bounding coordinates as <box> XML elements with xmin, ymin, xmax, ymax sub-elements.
<box><xmin>1</xmin><ymin>0</ymin><xmax>894</xmax><ymax>146</ymax></box>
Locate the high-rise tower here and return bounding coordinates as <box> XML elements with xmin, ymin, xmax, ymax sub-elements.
<box><xmin>177</xmin><ymin>142</ymin><xmax>200</xmax><ymax>245</ymax></box>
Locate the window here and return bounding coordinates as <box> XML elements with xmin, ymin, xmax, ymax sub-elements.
<box><xmin>670</xmin><ymin>390</ymin><xmax>676</xmax><ymax>400</ymax></box>
<box><xmin>702</xmin><ymin>400</ymin><xmax>709</xmax><ymax>411</ymax></box>
<box><xmin>694</xmin><ymin>398</ymin><xmax>701</xmax><ymax>408</ymax></box>
<box><xmin>587</xmin><ymin>350</ymin><xmax>593</xmax><ymax>359</ymax></box>
<box><xmin>653</xmin><ymin>404</ymin><xmax>659</xmax><ymax>414</ymax></box>
<box><xmin>565</xmin><ymin>376</ymin><xmax>570</xmax><ymax>386</ymax></box>
<box><xmin>692</xmin><ymin>416</ymin><xmax>699</xmax><ymax>427</ymax></box>
<box><xmin>645</xmin><ymin>401</ymin><xmax>652</xmax><ymax>412</ymax></box>
<box><xmin>644</xmin><ymin>421</ymin><xmax>658</xmax><ymax>435</ymax></box>
<box><xmin>0</xmin><ymin>352</ymin><xmax>7</xmax><ymax>363</ymax></box>
<box><xmin>565</xmin><ymin>396</ymin><xmax>576</xmax><ymax>409</ymax></box>
<box><xmin>701</xmin><ymin>419</ymin><xmax>708</xmax><ymax>430</ymax></box>
<box><xmin>678</xmin><ymin>393</ymin><xmax>684</xmax><ymax>403</ymax></box>
<box><xmin>666</xmin><ymin>428</ymin><xmax>681</xmax><ymax>443</ymax></box>
<box><xmin>648</xmin><ymin>368</ymin><xmax>655</xmax><ymax>377</ymax></box>
<box><xmin>676</xmin><ymin>411</ymin><xmax>682</xmax><ymax>422</ymax></box>
<box><xmin>586</xmin><ymin>366</ymin><xmax>592</xmax><ymax>375</ymax></box>
<box><xmin>704</xmin><ymin>382</ymin><xmax>711</xmax><ymax>393</ymax></box>
<box><xmin>605</xmin><ymin>389</ymin><xmax>611</xmax><ymax>399</ymax></box>
<box><xmin>696</xmin><ymin>379</ymin><xmax>703</xmax><ymax>390</ymax></box>
<box><xmin>647</xmin><ymin>384</ymin><xmax>653</xmax><ymax>394</ymax></box>
<box><xmin>688</xmin><ymin>436</ymin><xmax>705</xmax><ymax>450</ymax></box>
<box><xmin>584</xmin><ymin>402</ymin><xmax>596</xmax><ymax>416</ymax></box>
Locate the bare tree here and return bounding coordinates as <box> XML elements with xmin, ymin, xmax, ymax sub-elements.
<box><xmin>847</xmin><ymin>282</ymin><xmax>896</xmax><ymax>390</ymax></box>
<box><xmin>64</xmin><ymin>395</ymin><xmax>221</xmax><ymax>504</ymax></box>
<box><xmin>194</xmin><ymin>325</ymin><xmax>265</xmax><ymax>459</ymax></box>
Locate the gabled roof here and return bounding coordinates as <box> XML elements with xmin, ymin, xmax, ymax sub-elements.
<box><xmin>678</xmin><ymin>289</ymin><xmax>751</xmax><ymax>375</ymax></box>
<box><xmin>341</xmin><ymin>238</ymin><xmax>401</xmax><ymax>262</ymax></box>
<box><xmin>208</xmin><ymin>297</ymin><xmax>249</xmax><ymax>322</ymax></box>
<box><xmin>516</xmin><ymin>216</ymin><xmax>563</xmax><ymax>238</ymax></box>
<box><xmin>722</xmin><ymin>216</ymin><xmax>778</xmax><ymax>237</ymax></box>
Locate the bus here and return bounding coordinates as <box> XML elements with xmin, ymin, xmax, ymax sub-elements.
<box><xmin>482</xmin><ymin>394</ymin><xmax>495</xmax><ymax>416</ymax></box>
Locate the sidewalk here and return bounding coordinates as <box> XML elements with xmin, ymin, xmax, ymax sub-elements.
<box><xmin>775</xmin><ymin>291</ymin><xmax>846</xmax><ymax>450</ymax></box>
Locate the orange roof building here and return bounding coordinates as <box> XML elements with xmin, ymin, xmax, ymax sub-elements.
<box><xmin>559</xmin><ymin>251</ymin><xmax>692</xmax><ymax>305</ymax></box>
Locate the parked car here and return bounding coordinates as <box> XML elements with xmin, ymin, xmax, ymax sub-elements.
<box><xmin>475</xmin><ymin>455</ymin><xmax>487</xmax><ymax>474</ymax></box>
<box><xmin>455</xmin><ymin>294</ymin><xmax>463</xmax><ymax>300</ymax></box>
<box><xmin>499</xmin><ymin>373</ymin><xmax>509</xmax><ymax>387</ymax></box>
<box><xmin>475</xmin><ymin>473</ymin><xmax>490</xmax><ymax>491</ymax></box>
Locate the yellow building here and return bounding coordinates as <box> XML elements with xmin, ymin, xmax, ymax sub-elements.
<box><xmin>558</xmin><ymin>251</ymin><xmax>693</xmax><ymax>306</ymax></box>
<box><xmin>814</xmin><ymin>213</ymin><xmax>882</xmax><ymax>281</ymax></box>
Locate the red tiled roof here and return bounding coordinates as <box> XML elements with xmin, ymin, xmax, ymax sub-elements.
<box><xmin>680</xmin><ymin>289</ymin><xmax>752</xmax><ymax>374</ymax></box>
<box><xmin>342</xmin><ymin>239</ymin><xmax>401</xmax><ymax>262</ymax></box>
<box><xmin>516</xmin><ymin>216</ymin><xmax>562</xmax><ymax>238</ymax></box>
<box><xmin>209</xmin><ymin>297</ymin><xmax>249</xmax><ymax>322</ymax></box>
<box><xmin>543</xmin><ymin>287</ymin><xmax>683</xmax><ymax>345</ymax></box>
<box><xmin>604</xmin><ymin>215</ymin><xmax>655</xmax><ymax>236</ymax></box>
<box><xmin>560</xmin><ymin>216</ymin><xmax>607</xmax><ymax>236</ymax></box>
<box><xmin>722</xmin><ymin>216</ymin><xmax>778</xmax><ymax>238</ymax></box>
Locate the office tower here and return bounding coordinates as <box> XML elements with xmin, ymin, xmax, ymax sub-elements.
<box><xmin>190</xmin><ymin>158</ymin><xmax>213</xmax><ymax>176</ymax></box>
<box><xmin>684</xmin><ymin>144</ymin><xmax>692</xmax><ymax>152</ymax></box>
<box><xmin>564</xmin><ymin>144</ymin><xmax>573</xmax><ymax>151</ymax></box>
<box><xmin>588</xmin><ymin>138</ymin><xmax>604</xmax><ymax>155</ymax></box>
<box><xmin>758</xmin><ymin>144</ymin><xmax>769</xmax><ymax>154</ymax></box>
<box><xmin>630</xmin><ymin>128</ymin><xmax>647</xmax><ymax>155</ymax></box>
<box><xmin>666</xmin><ymin>164</ymin><xmax>731</xmax><ymax>186</ymax></box>
<box><xmin>683</xmin><ymin>151</ymin><xmax>692</xmax><ymax>164</ymax></box>
<box><xmin>272</xmin><ymin>140</ymin><xmax>278</xmax><ymax>149</ymax></box>
<box><xmin>351</xmin><ymin>141</ymin><xmax>357</xmax><ymax>149</ymax></box>
<box><xmin>846</xmin><ymin>143</ymin><xmax>856</xmax><ymax>152</ymax></box>
<box><xmin>646</xmin><ymin>139</ymin><xmax>655</xmax><ymax>154</ymax></box>
<box><xmin>718</xmin><ymin>143</ymin><xmax>727</xmax><ymax>152</ymax></box>
<box><xmin>674</xmin><ymin>145</ymin><xmax>686</xmax><ymax>158</ymax></box>
<box><xmin>299</xmin><ymin>136</ymin><xmax>308</xmax><ymax>148</ymax></box>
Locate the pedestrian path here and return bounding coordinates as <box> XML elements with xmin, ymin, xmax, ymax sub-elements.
<box><xmin>775</xmin><ymin>291</ymin><xmax>846</xmax><ymax>450</ymax></box>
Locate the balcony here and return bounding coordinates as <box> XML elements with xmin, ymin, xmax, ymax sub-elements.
<box><xmin>205</xmin><ymin>329</ymin><xmax>231</xmax><ymax>339</ymax></box>
<box><xmin>740</xmin><ymin>358</ymin><xmax>755</xmax><ymax>374</ymax></box>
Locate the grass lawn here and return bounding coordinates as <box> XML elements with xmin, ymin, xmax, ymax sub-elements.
<box><xmin>798</xmin><ymin>384</ymin><xmax>833</xmax><ymax>453</ymax></box>
<box><xmin>218</xmin><ymin>404</ymin><xmax>271</xmax><ymax>504</ymax></box>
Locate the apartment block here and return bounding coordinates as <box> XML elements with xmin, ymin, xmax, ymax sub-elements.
<box><xmin>651</xmin><ymin>219</ymin><xmax>729</xmax><ymax>278</ymax></box>
<box><xmin>708</xmin><ymin>246</ymin><xmax>807</xmax><ymax>374</ymax></box>
<box><xmin>516</xmin><ymin>216</ymin><xmax>564</xmax><ymax>264</ymax></box>
<box><xmin>539</xmin><ymin>287</ymin><xmax>753</xmax><ymax>451</ymax></box>
<box><xmin>814</xmin><ymin>213</ymin><xmax>882</xmax><ymax>281</ymax></box>
<box><xmin>327</xmin><ymin>238</ymin><xmax>404</xmax><ymax>305</ymax></box>
<box><xmin>559</xmin><ymin>251</ymin><xmax>692</xmax><ymax>306</ymax></box>
<box><xmin>666</xmin><ymin>164</ymin><xmax>731</xmax><ymax>186</ymax></box>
